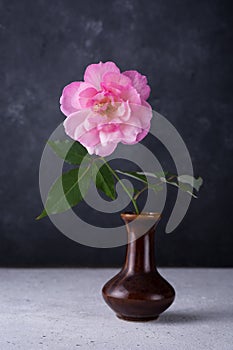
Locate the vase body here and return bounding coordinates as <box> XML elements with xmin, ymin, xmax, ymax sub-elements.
<box><xmin>102</xmin><ymin>213</ymin><xmax>175</xmax><ymax>321</ymax></box>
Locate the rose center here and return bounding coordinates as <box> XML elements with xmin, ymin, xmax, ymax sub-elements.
<box><xmin>92</xmin><ymin>97</ymin><xmax>117</xmax><ymax>117</ymax></box>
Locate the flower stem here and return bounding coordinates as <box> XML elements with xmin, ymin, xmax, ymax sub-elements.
<box><xmin>100</xmin><ymin>157</ymin><xmax>139</xmax><ymax>214</ymax></box>
<box><xmin>133</xmin><ymin>186</ymin><xmax>148</xmax><ymax>201</ymax></box>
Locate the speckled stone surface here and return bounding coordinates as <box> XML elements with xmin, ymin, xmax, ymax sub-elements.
<box><xmin>0</xmin><ymin>268</ymin><xmax>232</xmax><ymax>349</ymax></box>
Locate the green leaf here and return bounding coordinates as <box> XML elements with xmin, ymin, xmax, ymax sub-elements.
<box><xmin>92</xmin><ymin>161</ymin><xmax>116</xmax><ymax>200</ymax></box>
<box><xmin>154</xmin><ymin>171</ymin><xmax>169</xmax><ymax>178</ymax></box>
<box><xmin>178</xmin><ymin>183</ymin><xmax>198</xmax><ymax>198</ymax></box>
<box><xmin>36</xmin><ymin>166</ymin><xmax>91</xmax><ymax>219</ymax></box>
<box><xmin>36</xmin><ymin>209</ymin><xmax>47</xmax><ymax>220</ymax></box>
<box><xmin>136</xmin><ymin>171</ymin><xmax>202</xmax><ymax>198</ymax></box>
<box><xmin>116</xmin><ymin>170</ymin><xmax>148</xmax><ymax>184</ymax></box>
<box><xmin>177</xmin><ymin>175</ymin><xmax>203</xmax><ymax>191</ymax></box>
<box><xmin>136</xmin><ymin>171</ymin><xmax>167</xmax><ymax>181</ymax></box>
<box><xmin>150</xmin><ymin>184</ymin><xmax>164</xmax><ymax>193</ymax></box>
<box><xmin>48</xmin><ymin>140</ymin><xmax>89</xmax><ymax>165</ymax></box>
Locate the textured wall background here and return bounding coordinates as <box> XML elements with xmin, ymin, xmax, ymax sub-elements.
<box><xmin>0</xmin><ymin>0</ymin><xmax>232</xmax><ymax>266</ymax></box>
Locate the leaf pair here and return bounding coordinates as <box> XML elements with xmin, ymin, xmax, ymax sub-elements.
<box><xmin>37</xmin><ymin>140</ymin><xmax>117</xmax><ymax>220</ymax></box>
<box><xmin>36</xmin><ymin>166</ymin><xmax>92</xmax><ymax>220</ymax></box>
<box><xmin>116</xmin><ymin>170</ymin><xmax>203</xmax><ymax>198</ymax></box>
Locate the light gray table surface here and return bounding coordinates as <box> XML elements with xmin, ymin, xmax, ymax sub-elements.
<box><xmin>0</xmin><ymin>268</ymin><xmax>232</xmax><ymax>350</ymax></box>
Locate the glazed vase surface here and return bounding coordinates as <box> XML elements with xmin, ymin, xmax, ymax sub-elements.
<box><xmin>102</xmin><ymin>213</ymin><xmax>175</xmax><ymax>321</ymax></box>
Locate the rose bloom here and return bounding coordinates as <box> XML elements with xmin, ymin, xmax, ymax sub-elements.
<box><xmin>61</xmin><ymin>61</ymin><xmax>152</xmax><ymax>157</ymax></box>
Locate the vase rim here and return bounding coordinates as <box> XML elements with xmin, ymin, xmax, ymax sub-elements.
<box><xmin>121</xmin><ymin>212</ymin><xmax>161</xmax><ymax>220</ymax></box>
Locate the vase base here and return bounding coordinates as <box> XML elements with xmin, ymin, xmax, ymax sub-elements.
<box><xmin>116</xmin><ymin>314</ymin><xmax>159</xmax><ymax>322</ymax></box>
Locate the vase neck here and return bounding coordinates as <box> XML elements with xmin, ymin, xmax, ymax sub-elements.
<box><xmin>124</xmin><ymin>227</ymin><xmax>156</xmax><ymax>273</ymax></box>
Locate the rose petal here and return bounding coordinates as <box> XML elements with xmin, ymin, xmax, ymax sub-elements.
<box><xmin>123</xmin><ymin>70</ymin><xmax>151</xmax><ymax>100</ymax></box>
<box><xmin>60</xmin><ymin>82</ymin><xmax>81</xmax><ymax>116</ymax></box>
<box><xmin>120</xmin><ymin>86</ymin><xmax>141</xmax><ymax>104</ymax></box>
<box><xmin>135</xmin><ymin>123</ymin><xmax>150</xmax><ymax>142</ymax></box>
<box><xmin>101</xmin><ymin>72</ymin><xmax>132</xmax><ymax>93</ymax></box>
<box><xmin>94</xmin><ymin>142</ymin><xmax>118</xmax><ymax>157</ymax></box>
<box><xmin>84</xmin><ymin>61</ymin><xmax>120</xmax><ymax>90</ymax></box>
<box><xmin>84</xmin><ymin>113</ymin><xmax>108</xmax><ymax>131</ymax></box>
<box><xmin>78</xmin><ymin>128</ymin><xmax>100</xmax><ymax>147</ymax></box>
<box><xmin>120</xmin><ymin>124</ymin><xmax>140</xmax><ymax>144</ymax></box>
<box><xmin>115</xmin><ymin>101</ymin><xmax>131</xmax><ymax>121</ymax></box>
<box><xmin>128</xmin><ymin>102</ymin><xmax>152</xmax><ymax>129</ymax></box>
<box><xmin>73</xmin><ymin>82</ymin><xmax>98</xmax><ymax>109</ymax></box>
<box><xmin>99</xmin><ymin>124</ymin><xmax>122</xmax><ymax>145</ymax></box>
<box><xmin>63</xmin><ymin>109</ymin><xmax>90</xmax><ymax>140</ymax></box>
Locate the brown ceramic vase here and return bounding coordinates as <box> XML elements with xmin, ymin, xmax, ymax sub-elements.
<box><xmin>102</xmin><ymin>212</ymin><xmax>175</xmax><ymax>322</ymax></box>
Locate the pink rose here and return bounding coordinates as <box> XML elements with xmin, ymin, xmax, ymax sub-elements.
<box><xmin>61</xmin><ymin>61</ymin><xmax>152</xmax><ymax>157</ymax></box>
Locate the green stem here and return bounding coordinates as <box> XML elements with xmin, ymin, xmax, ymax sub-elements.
<box><xmin>100</xmin><ymin>158</ymin><xmax>139</xmax><ymax>214</ymax></box>
<box><xmin>133</xmin><ymin>186</ymin><xmax>148</xmax><ymax>201</ymax></box>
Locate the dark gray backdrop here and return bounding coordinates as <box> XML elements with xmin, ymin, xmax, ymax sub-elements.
<box><xmin>0</xmin><ymin>0</ymin><xmax>232</xmax><ymax>267</ymax></box>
